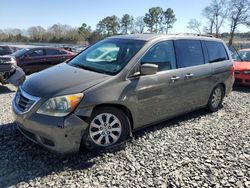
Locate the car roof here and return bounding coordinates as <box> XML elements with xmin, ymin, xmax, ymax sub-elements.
<box><xmin>108</xmin><ymin>33</ymin><xmax>224</xmax><ymax>42</ymax></box>
<box><xmin>27</xmin><ymin>46</ymin><xmax>61</xmax><ymax>49</ymax></box>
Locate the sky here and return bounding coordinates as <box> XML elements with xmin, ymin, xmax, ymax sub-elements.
<box><xmin>0</xmin><ymin>0</ymin><xmax>248</xmax><ymax>33</ymax></box>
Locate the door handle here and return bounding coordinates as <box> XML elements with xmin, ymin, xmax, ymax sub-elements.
<box><xmin>185</xmin><ymin>73</ymin><xmax>194</xmax><ymax>79</ymax></box>
<box><xmin>170</xmin><ymin>76</ymin><xmax>180</xmax><ymax>82</ymax></box>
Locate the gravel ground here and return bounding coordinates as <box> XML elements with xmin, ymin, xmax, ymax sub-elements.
<box><xmin>0</xmin><ymin>84</ymin><xmax>249</xmax><ymax>188</ymax></box>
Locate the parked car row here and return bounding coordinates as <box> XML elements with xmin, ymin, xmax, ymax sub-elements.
<box><xmin>0</xmin><ymin>46</ymin><xmax>76</xmax><ymax>85</ymax></box>
<box><xmin>0</xmin><ymin>45</ymin><xmax>20</xmax><ymax>55</ymax></box>
<box><xmin>232</xmin><ymin>49</ymin><xmax>250</xmax><ymax>86</ymax></box>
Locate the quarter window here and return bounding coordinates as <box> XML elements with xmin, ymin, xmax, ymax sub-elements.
<box><xmin>174</xmin><ymin>40</ymin><xmax>204</xmax><ymax>68</ymax></box>
<box><xmin>205</xmin><ymin>41</ymin><xmax>228</xmax><ymax>63</ymax></box>
<box><xmin>141</xmin><ymin>41</ymin><xmax>176</xmax><ymax>72</ymax></box>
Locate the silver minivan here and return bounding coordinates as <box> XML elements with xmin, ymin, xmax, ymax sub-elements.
<box><xmin>12</xmin><ymin>34</ymin><xmax>234</xmax><ymax>154</ymax></box>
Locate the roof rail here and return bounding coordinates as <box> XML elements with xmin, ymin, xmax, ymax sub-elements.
<box><xmin>177</xmin><ymin>33</ymin><xmax>214</xmax><ymax>38</ymax></box>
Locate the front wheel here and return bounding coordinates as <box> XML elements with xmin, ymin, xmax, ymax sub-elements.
<box><xmin>82</xmin><ymin>107</ymin><xmax>130</xmax><ymax>150</ymax></box>
<box><xmin>207</xmin><ymin>84</ymin><xmax>225</xmax><ymax>112</ymax></box>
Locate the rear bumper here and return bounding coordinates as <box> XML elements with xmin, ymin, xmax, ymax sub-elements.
<box><xmin>13</xmin><ymin>108</ymin><xmax>89</xmax><ymax>154</ymax></box>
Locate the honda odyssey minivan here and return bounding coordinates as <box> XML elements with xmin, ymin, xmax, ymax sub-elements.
<box><xmin>12</xmin><ymin>34</ymin><xmax>234</xmax><ymax>154</ymax></box>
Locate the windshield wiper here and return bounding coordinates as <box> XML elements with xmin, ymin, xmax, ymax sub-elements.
<box><xmin>230</xmin><ymin>45</ymin><xmax>243</xmax><ymax>62</ymax></box>
<box><xmin>71</xmin><ymin>64</ymin><xmax>109</xmax><ymax>75</ymax></box>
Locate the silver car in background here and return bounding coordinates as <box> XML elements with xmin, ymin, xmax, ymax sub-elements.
<box><xmin>12</xmin><ymin>34</ymin><xmax>234</xmax><ymax>154</ymax></box>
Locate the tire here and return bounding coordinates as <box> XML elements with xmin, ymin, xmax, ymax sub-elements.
<box><xmin>82</xmin><ymin>106</ymin><xmax>130</xmax><ymax>151</ymax></box>
<box><xmin>207</xmin><ymin>84</ymin><xmax>225</xmax><ymax>112</ymax></box>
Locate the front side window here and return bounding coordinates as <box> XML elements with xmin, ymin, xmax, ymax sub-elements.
<box><xmin>175</xmin><ymin>40</ymin><xmax>204</xmax><ymax>68</ymax></box>
<box><xmin>27</xmin><ymin>49</ymin><xmax>44</xmax><ymax>57</ymax></box>
<box><xmin>205</xmin><ymin>41</ymin><xmax>228</xmax><ymax>63</ymax></box>
<box><xmin>69</xmin><ymin>39</ymin><xmax>145</xmax><ymax>75</ymax></box>
<box><xmin>140</xmin><ymin>40</ymin><xmax>176</xmax><ymax>72</ymax></box>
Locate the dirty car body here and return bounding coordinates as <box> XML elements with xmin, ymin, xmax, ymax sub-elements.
<box><xmin>12</xmin><ymin>34</ymin><xmax>234</xmax><ymax>154</ymax></box>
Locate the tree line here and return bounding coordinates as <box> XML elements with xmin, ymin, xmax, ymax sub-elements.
<box><xmin>0</xmin><ymin>6</ymin><xmax>176</xmax><ymax>45</ymax></box>
<box><xmin>0</xmin><ymin>0</ymin><xmax>249</xmax><ymax>45</ymax></box>
<box><xmin>187</xmin><ymin>0</ymin><xmax>250</xmax><ymax>45</ymax></box>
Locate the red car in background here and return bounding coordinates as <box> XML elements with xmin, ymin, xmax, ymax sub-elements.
<box><xmin>232</xmin><ymin>49</ymin><xmax>250</xmax><ymax>86</ymax></box>
<box><xmin>0</xmin><ymin>47</ymin><xmax>75</xmax><ymax>74</ymax></box>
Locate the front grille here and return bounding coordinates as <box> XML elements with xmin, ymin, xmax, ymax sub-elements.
<box><xmin>235</xmin><ymin>78</ymin><xmax>242</xmax><ymax>83</ymax></box>
<box><xmin>0</xmin><ymin>57</ymin><xmax>11</xmax><ymax>63</ymax></box>
<box><xmin>14</xmin><ymin>88</ymin><xmax>40</xmax><ymax>113</ymax></box>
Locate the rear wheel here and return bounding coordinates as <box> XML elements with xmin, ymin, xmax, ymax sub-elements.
<box><xmin>82</xmin><ymin>107</ymin><xmax>130</xmax><ymax>150</ymax></box>
<box><xmin>207</xmin><ymin>84</ymin><xmax>225</xmax><ymax>112</ymax></box>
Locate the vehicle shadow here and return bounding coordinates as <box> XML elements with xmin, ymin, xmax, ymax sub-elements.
<box><xmin>0</xmin><ymin>108</ymin><xmax>209</xmax><ymax>187</ymax></box>
<box><xmin>0</xmin><ymin>85</ymin><xmax>16</xmax><ymax>94</ymax></box>
<box><xmin>233</xmin><ymin>85</ymin><xmax>250</xmax><ymax>93</ymax></box>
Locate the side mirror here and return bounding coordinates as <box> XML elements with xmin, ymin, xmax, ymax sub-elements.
<box><xmin>140</xmin><ymin>63</ymin><xmax>158</xmax><ymax>75</ymax></box>
<box><xmin>6</xmin><ymin>67</ymin><xmax>26</xmax><ymax>86</ymax></box>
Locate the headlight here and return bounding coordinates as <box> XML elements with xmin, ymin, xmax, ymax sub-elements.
<box><xmin>37</xmin><ymin>93</ymin><xmax>83</xmax><ymax>117</ymax></box>
<box><xmin>243</xmin><ymin>70</ymin><xmax>250</xmax><ymax>74</ymax></box>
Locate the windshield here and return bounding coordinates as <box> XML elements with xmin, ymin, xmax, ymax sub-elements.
<box><xmin>68</xmin><ymin>39</ymin><xmax>145</xmax><ymax>75</ymax></box>
<box><xmin>11</xmin><ymin>48</ymin><xmax>29</xmax><ymax>57</ymax></box>
<box><xmin>232</xmin><ymin>51</ymin><xmax>250</xmax><ymax>62</ymax></box>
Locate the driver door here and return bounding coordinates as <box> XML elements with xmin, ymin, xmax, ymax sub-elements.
<box><xmin>128</xmin><ymin>40</ymin><xmax>186</xmax><ymax>129</ymax></box>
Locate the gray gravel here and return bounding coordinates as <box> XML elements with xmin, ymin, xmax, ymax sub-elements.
<box><xmin>0</xmin><ymin>84</ymin><xmax>250</xmax><ymax>188</ymax></box>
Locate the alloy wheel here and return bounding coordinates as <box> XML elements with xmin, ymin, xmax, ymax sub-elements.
<box><xmin>211</xmin><ymin>87</ymin><xmax>222</xmax><ymax>109</ymax></box>
<box><xmin>89</xmin><ymin>113</ymin><xmax>122</xmax><ymax>147</ymax></box>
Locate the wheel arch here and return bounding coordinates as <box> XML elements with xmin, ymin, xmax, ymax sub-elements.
<box><xmin>92</xmin><ymin>103</ymin><xmax>134</xmax><ymax>137</ymax></box>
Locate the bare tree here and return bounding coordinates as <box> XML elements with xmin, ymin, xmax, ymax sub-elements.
<box><xmin>202</xmin><ymin>0</ymin><xmax>228</xmax><ymax>37</ymax></box>
<box><xmin>27</xmin><ymin>26</ymin><xmax>46</xmax><ymax>41</ymax></box>
<box><xmin>135</xmin><ymin>16</ymin><xmax>145</xmax><ymax>33</ymax></box>
<box><xmin>228</xmin><ymin>0</ymin><xmax>250</xmax><ymax>45</ymax></box>
<box><xmin>202</xmin><ymin>6</ymin><xmax>215</xmax><ymax>34</ymax></box>
<box><xmin>4</xmin><ymin>28</ymin><xmax>22</xmax><ymax>36</ymax></box>
<box><xmin>187</xmin><ymin>19</ymin><xmax>202</xmax><ymax>34</ymax></box>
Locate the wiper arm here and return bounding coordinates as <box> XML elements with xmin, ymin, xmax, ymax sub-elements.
<box><xmin>71</xmin><ymin>64</ymin><xmax>108</xmax><ymax>75</ymax></box>
<box><xmin>231</xmin><ymin>45</ymin><xmax>243</xmax><ymax>62</ymax></box>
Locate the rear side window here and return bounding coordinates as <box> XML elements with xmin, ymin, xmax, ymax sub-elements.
<box><xmin>60</xmin><ymin>50</ymin><xmax>67</xmax><ymax>55</ymax></box>
<box><xmin>205</xmin><ymin>41</ymin><xmax>228</xmax><ymax>63</ymax></box>
<box><xmin>46</xmin><ymin>49</ymin><xmax>61</xmax><ymax>56</ymax></box>
<box><xmin>174</xmin><ymin>40</ymin><xmax>204</xmax><ymax>68</ymax></box>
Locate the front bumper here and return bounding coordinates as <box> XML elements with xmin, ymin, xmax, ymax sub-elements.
<box><xmin>234</xmin><ymin>73</ymin><xmax>250</xmax><ymax>86</ymax></box>
<box><xmin>13</xmin><ymin>106</ymin><xmax>89</xmax><ymax>154</ymax></box>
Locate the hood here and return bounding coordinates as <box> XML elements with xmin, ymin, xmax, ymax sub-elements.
<box><xmin>0</xmin><ymin>55</ymin><xmax>16</xmax><ymax>64</ymax></box>
<box><xmin>22</xmin><ymin>63</ymin><xmax>110</xmax><ymax>97</ymax></box>
<box><xmin>233</xmin><ymin>61</ymin><xmax>250</xmax><ymax>71</ymax></box>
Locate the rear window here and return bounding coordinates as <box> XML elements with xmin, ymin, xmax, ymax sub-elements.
<box><xmin>205</xmin><ymin>41</ymin><xmax>228</xmax><ymax>63</ymax></box>
<box><xmin>174</xmin><ymin>40</ymin><xmax>205</xmax><ymax>68</ymax></box>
